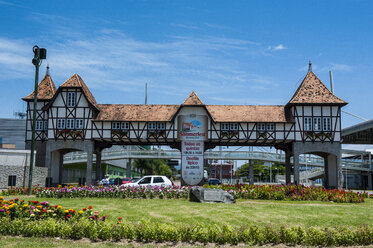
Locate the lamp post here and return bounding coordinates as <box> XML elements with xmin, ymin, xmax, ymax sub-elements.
<box><xmin>28</xmin><ymin>45</ymin><xmax>47</xmax><ymax>195</ymax></box>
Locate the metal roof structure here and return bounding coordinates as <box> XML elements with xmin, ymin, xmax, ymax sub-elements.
<box><xmin>342</xmin><ymin>119</ymin><xmax>373</xmax><ymax>144</ymax></box>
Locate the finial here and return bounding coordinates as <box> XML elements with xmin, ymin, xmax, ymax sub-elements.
<box><xmin>46</xmin><ymin>64</ymin><xmax>50</xmax><ymax>75</ymax></box>
<box><xmin>308</xmin><ymin>60</ymin><xmax>312</xmax><ymax>72</ymax></box>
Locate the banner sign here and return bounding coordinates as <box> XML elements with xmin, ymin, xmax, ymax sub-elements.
<box><xmin>181</xmin><ymin>140</ymin><xmax>204</xmax><ymax>185</ymax></box>
<box><xmin>178</xmin><ymin>115</ymin><xmax>207</xmax><ymax>141</ymax></box>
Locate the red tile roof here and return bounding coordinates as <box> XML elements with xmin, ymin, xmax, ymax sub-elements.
<box><xmin>94</xmin><ymin>104</ymin><xmax>293</xmax><ymax>123</ymax></box>
<box><xmin>206</xmin><ymin>105</ymin><xmax>293</xmax><ymax>123</ymax></box>
<box><xmin>182</xmin><ymin>91</ymin><xmax>204</xmax><ymax>105</ymax></box>
<box><xmin>95</xmin><ymin>104</ymin><xmax>179</xmax><ymax>121</ymax></box>
<box><xmin>287</xmin><ymin>71</ymin><xmax>347</xmax><ymax>106</ymax></box>
<box><xmin>22</xmin><ymin>74</ymin><xmax>56</xmax><ymax>101</ymax></box>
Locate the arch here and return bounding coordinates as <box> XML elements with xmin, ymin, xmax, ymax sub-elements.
<box><xmin>292</xmin><ymin>142</ymin><xmax>342</xmax><ymax>188</ymax></box>
<box><xmin>45</xmin><ymin>140</ymin><xmax>94</xmax><ymax>185</ymax></box>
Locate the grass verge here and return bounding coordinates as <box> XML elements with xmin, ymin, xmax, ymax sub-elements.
<box><xmin>3</xmin><ymin>196</ymin><xmax>373</xmax><ymax>227</ymax></box>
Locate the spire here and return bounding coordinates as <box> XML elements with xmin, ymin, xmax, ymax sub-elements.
<box><xmin>22</xmin><ymin>73</ymin><xmax>56</xmax><ymax>101</ymax></box>
<box><xmin>308</xmin><ymin>60</ymin><xmax>312</xmax><ymax>72</ymax></box>
<box><xmin>46</xmin><ymin>64</ymin><xmax>50</xmax><ymax>75</ymax></box>
<box><xmin>287</xmin><ymin>70</ymin><xmax>347</xmax><ymax>106</ymax></box>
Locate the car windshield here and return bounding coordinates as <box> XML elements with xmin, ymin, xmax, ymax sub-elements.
<box><xmin>123</xmin><ymin>178</ymin><xmax>131</xmax><ymax>181</ymax></box>
<box><xmin>109</xmin><ymin>178</ymin><xmax>115</xmax><ymax>182</ymax></box>
<box><xmin>138</xmin><ymin>177</ymin><xmax>151</xmax><ymax>184</ymax></box>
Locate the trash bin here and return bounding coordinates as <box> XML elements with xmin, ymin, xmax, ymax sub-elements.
<box><xmin>45</xmin><ymin>177</ymin><xmax>53</xmax><ymax>187</ymax></box>
<box><xmin>78</xmin><ymin>177</ymin><xmax>86</xmax><ymax>185</ymax></box>
<box><xmin>8</xmin><ymin>175</ymin><xmax>16</xmax><ymax>187</ymax></box>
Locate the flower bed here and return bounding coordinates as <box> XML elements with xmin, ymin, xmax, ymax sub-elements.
<box><xmin>204</xmin><ymin>184</ymin><xmax>369</xmax><ymax>203</ymax></box>
<box><xmin>0</xmin><ymin>196</ymin><xmax>104</xmax><ymax>221</ymax></box>
<box><xmin>33</xmin><ymin>185</ymin><xmax>191</xmax><ymax>199</ymax></box>
<box><xmin>1</xmin><ymin>184</ymin><xmax>371</xmax><ymax>203</ymax></box>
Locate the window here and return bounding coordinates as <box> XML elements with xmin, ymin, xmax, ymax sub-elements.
<box><xmin>257</xmin><ymin>123</ymin><xmax>266</xmax><ymax>132</ymax></box>
<box><xmin>66</xmin><ymin>119</ymin><xmax>75</xmax><ymax>129</ymax></box>
<box><xmin>36</xmin><ymin>120</ymin><xmax>44</xmax><ymax>131</ymax></box>
<box><xmin>221</xmin><ymin>123</ymin><xmax>238</xmax><ymax>131</ymax></box>
<box><xmin>138</xmin><ymin>177</ymin><xmax>151</xmax><ymax>185</ymax></box>
<box><xmin>323</xmin><ymin>117</ymin><xmax>331</xmax><ymax>131</ymax></box>
<box><xmin>57</xmin><ymin>119</ymin><xmax>65</xmax><ymax>130</ymax></box>
<box><xmin>266</xmin><ymin>123</ymin><xmax>275</xmax><ymax>131</ymax></box>
<box><xmin>153</xmin><ymin>177</ymin><xmax>164</xmax><ymax>183</ymax></box>
<box><xmin>121</xmin><ymin>122</ymin><xmax>129</xmax><ymax>130</ymax></box>
<box><xmin>67</xmin><ymin>92</ymin><xmax>76</xmax><ymax>107</ymax></box>
<box><xmin>44</xmin><ymin>120</ymin><xmax>48</xmax><ymax>130</ymax></box>
<box><xmin>304</xmin><ymin>117</ymin><xmax>312</xmax><ymax>131</ymax></box>
<box><xmin>76</xmin><ymin>119</ymin><xmax>84</xmax><ymax>129</ymax></box>
<box><xmin>157</xmin><ymin>122</ymin><xmax>166</xmax><ymax>130</ymax></box>
<box><xmin>112</xmin><ymin>122</ymin><xmax>120</xmax><ymax>130</ymax></box>
<box><xmin>221</xmin><ymin>123</ymin><xmax>229</xmax><ymax>131</ymax></box>
<box><xmin>230</xmin><ymin>123</ymin><xmax>238</xmax><ymax>130</ymax></box>
<box><xmin>313</xmin><ymin>117</ymin><xmax>322</xmax><ymax>131</ymax></box>
<box><xmin>148</xmin><ymin>122</ymin><xmax>157</xmax><ymax>130</ymax></box>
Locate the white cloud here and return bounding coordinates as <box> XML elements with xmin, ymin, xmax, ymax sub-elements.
<box><xmin>0</xmin><ymin>30</ymin><xmax>279</xmax><ymax>105</ymax></box>
<box><xmin>268</xmin><ymin>44</ymin><xmax>287</xmax><ymax>51</ymax></box>
<box><xmin>299</xmin><ymin>63</ymin><xmax>353</xmax><ymax>73</ymax></box>
<box><xmin>330</xmin><ymin>63</ymin><xmax>353</xmax><ymax>72</ymax></box>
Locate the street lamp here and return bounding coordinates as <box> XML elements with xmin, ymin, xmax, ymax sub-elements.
<box><xmin>28</xmin><ymin>45</ymin><xmax>47</xmax><ymax>195</ymax></box>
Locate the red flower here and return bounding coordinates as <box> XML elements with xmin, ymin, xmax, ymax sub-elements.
<box><xmin>88</xmin><ymin>206</ymin><xmax>93</xmax><ymax>209</ymax></box>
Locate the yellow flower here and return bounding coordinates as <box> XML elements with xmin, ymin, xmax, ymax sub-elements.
<box><xmin>0</xmin><ymin>196</ymin><xmax>4</xmax><ymax>200</ymax></box>
<box><xmin>57</xmin><ymin>206</ymin><xmax>62</xmax><ymax>210</ymax></box>
<box><xmin>23</xmin><ymin>204</ymin><xmax>29</xmax><ymax>207</ymax></box>
<box><xmin>78</xmin><ymin>211</ymin><xmax>84</xmax><ymax>214</ymax></box>
<box><xmin>64</xmin><ymin>210</ymin><xmax>69</xmax><ymax>213</ymax></box>
<box><xmin>37</xmin><ymin>205</ymin><xmax>42</xmax><ymax>209</ymax></box>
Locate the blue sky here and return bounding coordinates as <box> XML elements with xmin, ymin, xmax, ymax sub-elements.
<box><xmin>0</xmin><ymin>0</ymin><xmax>372</xmax><ymax>130</ymax></box>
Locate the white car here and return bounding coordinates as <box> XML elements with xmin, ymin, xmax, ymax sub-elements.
<box><xmin>122</xmin><ymin>175</ymin><xmax>173</xmax><ymax>187</ymax></box>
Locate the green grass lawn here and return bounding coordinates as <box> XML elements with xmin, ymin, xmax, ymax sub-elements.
<box><xmin>5</xmin><ymin>195</ymin><xmax>373</xmax><ymax>227</ymax></box>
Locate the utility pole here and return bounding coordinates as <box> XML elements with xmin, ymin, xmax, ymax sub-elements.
<box><xmin>219</xmin><ymin>146</ymin><xmax>222</xmax><ymax>182</ymax></box>
<box><xmin>28</xmin><ymin>46</ymin><xmax>47</xmax><ymax>195</ymax></box>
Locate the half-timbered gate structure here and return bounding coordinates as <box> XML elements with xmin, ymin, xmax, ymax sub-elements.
<box><xmin>23</xmin><ymin>65</ymin><xmax>347</xmax><ymax>188</ymax></box>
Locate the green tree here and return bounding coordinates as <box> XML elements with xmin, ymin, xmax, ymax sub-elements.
<box><xmin>237</xmin><ymin>161</ymin><xmax>266</xmax><ymax>182</ymax></box>
<box><xmin>133</xmin><ymin>158</ymin><xmax>173</xmax><ymax>177</ymax></box>
<box><xmin>156</xmin><ymin>163</ymin><xmax>172</xmax><ymax>177</ymax></box>
<box><xmin>133</xmin><ymin>159</ymin><xmax>151</xmax><ymax>176</ymax></box>
<box><xmin>238</xmin><ymin>161</ymin><xmax>286</xmax><ymax>182</ymax></box>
